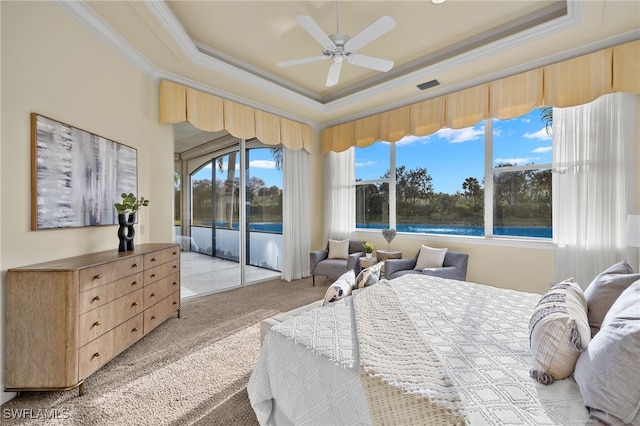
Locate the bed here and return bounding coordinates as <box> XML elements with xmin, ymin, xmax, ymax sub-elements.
<box><xmin>248</xmin><ymin>274</ymin><xmax>590</xmax><ymax>425</ymax></box>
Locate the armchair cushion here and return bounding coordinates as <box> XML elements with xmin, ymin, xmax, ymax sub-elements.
<box><xmin>328</xmin><ymin>239</ymin><xmax>349</xmax><ymax>259</ymax></box>
<box><xmin>414</xmin><ymin>245</ymin><xmax>448</xmax><ymax>270</ymax></box>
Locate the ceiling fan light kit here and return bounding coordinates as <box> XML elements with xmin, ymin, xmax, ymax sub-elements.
<box><xmin>278</xmin><ymin>7</ymin><xmax>396</xmax><ymax>87</ymax></box>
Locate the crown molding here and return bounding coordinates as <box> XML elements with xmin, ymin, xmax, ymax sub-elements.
<box><xmin>143</xmin><ymin>0</ymin><xmax>328</xmax><ymax>112</ymax></box>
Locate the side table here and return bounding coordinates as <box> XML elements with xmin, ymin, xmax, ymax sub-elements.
<box><xmin>376</xmin><ymin>250</ymin><xmax>402</xmax><ymax>262</ymax></box>
<box><xmin>359</xmin><ymin>257</ymin><xmax>378</xmax><ymax>269</ymax></box>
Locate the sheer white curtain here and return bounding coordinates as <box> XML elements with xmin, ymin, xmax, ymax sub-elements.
<box><xmin>553</xmin><ymin>93</ymin><xmax>638</xmax><ymax>287</ymax></box>
<box><xmin>281</xmin><ymin>148</ymin><xmax>311</xmax><ymax>281</ymax></box>
<box><xmin>324</xmin><ymin>148</ymin><xmax>355</xmax><ymax>241</ymax></box>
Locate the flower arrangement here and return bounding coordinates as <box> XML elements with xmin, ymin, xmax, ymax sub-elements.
<box><xmin>114</xmin><ymin>192</ymin><xmax>149</xmax><ymax>215</ymax></box>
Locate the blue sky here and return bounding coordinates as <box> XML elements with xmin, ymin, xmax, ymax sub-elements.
<box><xmin>192</xmin><ymin>148</ymin><xmax>283</xmax><ymax>188</ymax></box>
<box><xmin>191</xmin><ymin>108</ymin><xmax>552</xmax><ymax>194</ymax></box>
<box><xmin>356</xmin><ymin>108</ymin><xmax>552</xmax><ymax>194</ymax></box>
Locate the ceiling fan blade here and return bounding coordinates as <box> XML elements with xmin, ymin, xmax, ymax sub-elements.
<box><xmin>326</xmin><ymin>61</ymin><xmax>343</xmax><ymax>87</ymax></box>
<box><xmin>295</xmin><ymin>15</ymin><xmax>335</xmax><ymax>50</ymax></box>
<box><xmin>348</xmin><ymin>54</ymin><xmax>394</xmax><ymax>72</ymax></box>
<box><xmin>344</xmin><ymin>15</ymin><xmax>395</xmax><ymax>53</ymax></box>
<box><xmin>277</xmin><ymin>56</ymin><xmax>328</xmax><ymax>67</ymax></box>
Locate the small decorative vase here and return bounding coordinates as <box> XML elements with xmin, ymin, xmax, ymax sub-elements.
<box><xmin>366</xmin><ymin>252</ymin><xmax>372</xmax><ymax>259</ymax></box>
<box><xmin>117</xmin><ymin>213</ymin><xmax>136</xmax><ymax>252</ymax></box>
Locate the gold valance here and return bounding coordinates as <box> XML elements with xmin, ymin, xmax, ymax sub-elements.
<box><xmin>322</xmin><ymin>39</ymin><xmax>640</xmax><ymax>154</ymax></box>
<box><xmin>159</xmin><ymin>81</ymin><xmax>312</xmax><ymax>152</ymax></box>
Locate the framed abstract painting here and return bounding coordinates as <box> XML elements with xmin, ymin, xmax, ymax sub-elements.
<box><xmin>31</xmin><ymin>113</ymin><xmax>138</xmax><ymax>230</ymax></box>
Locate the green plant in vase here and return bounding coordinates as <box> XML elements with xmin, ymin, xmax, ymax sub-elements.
<box><xmin>363</xmin><ymin>242</ymin><xmax>375</xmax><ymax>259</ymax></box>
<box><xmin>114</xmin><ymin>193</ymin><xmax>149</xmax><ymax>252</ymax></box>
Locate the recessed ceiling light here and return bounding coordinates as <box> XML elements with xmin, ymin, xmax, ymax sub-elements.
<box><xmin>432</xmin><ymin>0</ymin><xmax>446</xmax><ymax>4</ymax></box>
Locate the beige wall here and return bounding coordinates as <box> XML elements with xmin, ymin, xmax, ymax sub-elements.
<box><xmin>1</xmin><ymin>2</ymin><xmax>174</xmax><ymax>402</ymax></box>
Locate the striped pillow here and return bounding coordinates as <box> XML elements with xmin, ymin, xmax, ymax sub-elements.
<box><xmin>528</xmin><ymin>278</ymin><xmax>591</xmax><ymax>385</ymax></box>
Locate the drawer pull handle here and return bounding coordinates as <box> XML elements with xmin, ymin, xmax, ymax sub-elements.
<box><xmin>151</xmin><ymin>257</ymin><xmax>156</xmax><ymax>262</ymax></box>
<box><xmin>173</xmin><ymin>301</ymin><xmax>177</xmax><ymax>305</ymax></box>
<box><xmin>132</xmin><ymin>263</ymin><xmax>138</xmax><ymax>268</ymax></box>
<box><xmin>172</xmin><ymin>251</ymin><xmax>177</xmax><ymax>255</ymax></box>
<box><xmin>151</xmin><ymin>274</ymin><xmax>156</xmax><ymax>278</ymax></box>
<box><xmin>92</xmin><ymin>296</ymin><xmax>101</xmax><ymax>302</ymax></box>
<box><xmin>132</xmin><ymin>281</ymin><xmax>138</xmax><ymax>286</ymax></box>
<box><xmin>93</xmin><ymin>274</ymin><xmax>102</xmax><ymax>280</ymax></box>
<box><xmin>132</xmin><ymin>327</ymin><xmax>138</xmax><ymax>332</ymax></box>
<box><xmin>173</xmin><ymin>282</ymin><xmax>177</xmax><ymax>286</ymax></box>
<box><xmin>150</xmin><ymin>293</ymin><xmax>156</xmax><ymax>297</ymax></box>
<box><xmin>173</xmin><ymin>265</ymin><xmax>177</xmax><ymax>269</ymax></box>
<box><xmin>151</xmin><ymin>315</ymin><xmax>156</xmax><ymax>320</ymax></box>
<box><xmin>92</xmin><ymin>352</ymin><xmax>100</xmax><ymax>359</ymax></box>
<box><xmin>132</xmin><ymin>302</ymin><xmax>138</xmax><ymax>307</ymax></box>
<box><xmin>93</xmin><ymin>321</ymin><xmax>101</xmax><ymax>327</ymax></box>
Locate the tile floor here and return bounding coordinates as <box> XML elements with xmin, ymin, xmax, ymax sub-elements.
<box><xmin>180</xmin><ymin>251</ymin><xmax>281</xmax><ymax>300</ymax></box>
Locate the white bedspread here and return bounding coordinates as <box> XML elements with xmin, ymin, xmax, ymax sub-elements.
<box><xmin>248</xmin><ymin>275</ymin><xmax>589</xmax><ymax>425</ymax></box>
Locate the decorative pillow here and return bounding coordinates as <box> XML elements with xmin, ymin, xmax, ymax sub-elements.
<box><xmin>355</xmin><ymin>262</ymin><xmax>384</xmax><ymax>289</ymax></box>
<box><xmin>584</xmin><ymin>260</ymin><xmax>640</xmax><ymax>336</ymax></box>
<box><xmin>601</xmin><ymin>279</ymin><xmax>640</xmax><ymax>325</ymax></box>
<box><xmin>328</xmin><ymin>239</ymin><xmax>349</xmax><ymax>260</ymax></box>
<box><xmin>414</xmin><ymin>245</ymin><xmax>447</xmax><ymax>270</ymax></box>
<box><xmin>323</xmin><ymin>270</ymin><xmax>355</xmax><ymax>306</ymax></box>
<box><xmin>528</xmin><ymin>278</ymin><xmax>591</xmax><ymax>385</ymax></box>
<box><xmin>574</xmin><ymin>294</ymin><xmax>640</xmax><ymax>425</ymax></box>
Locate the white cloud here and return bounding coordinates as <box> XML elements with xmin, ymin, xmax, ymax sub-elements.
<box><xmin>356</xmin><ymin>160</ymin><xmax>377</xmax><ymax>167</ymax></box>
<box><xmin>435</xmin><ymin>126</ymin><xmax>484</xmax><ymax>143</ymax></box>
<box><xmin>532</xmin><ymin>146</ymin><xmax>552</xmax><ymax>154</ymax></box>
<box><xmin>523</xmin><ymin>127</ymin><xmax>551</xmax><ymax>140</ymax></box>
<box><xmin>249</xmin><ymin>160</ymin><xmax>277</xmax><ymax>169</ymax></box>
<box><xmin>494</xmin><ymin>157</ymin><xmax>535</xmax><ymax>166</ymax></box>
<box><xmin>396</xmin><ymin>134</ymin><xmax>430</xmax><ymax>146</ymax></box>
<box><xmin>522</xmin><ymin>118</ymin><xmax>531</xmax><ymax>123</ymax></box>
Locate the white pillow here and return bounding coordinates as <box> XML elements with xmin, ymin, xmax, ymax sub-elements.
<box><xmin>328</xmin><ymin>239</ymin><xmax>349</xmax><ymax>260</ymax></box>
<box><xmin>528</xmin><ymin>278</ymin><xmax>591</xmax><ymax>385</ymax></box>
<box><xmin>574</xmin><ymin>289</ymin><xmax>640</xmax><ymax>425</ymax></box>
<box><xmin>323</xmin><ymin>270</ymin><xmax>356</xmax><ymax>305</ymax></box>
<box><xmin>414</xmin><ymin>245</ymin><xmax>447</xmax><ymax>270</ymax></box>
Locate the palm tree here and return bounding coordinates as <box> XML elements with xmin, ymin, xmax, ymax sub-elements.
<box><xmin>541</xmin><ymin>106</ymin><xmax>553</xmax><ymax>136</ymax></box>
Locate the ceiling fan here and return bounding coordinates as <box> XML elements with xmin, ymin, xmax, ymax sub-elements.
<box><xmin>277</xmin><ymin>4</ymin><xmax>396</xmax><ymax>87</ymax></box>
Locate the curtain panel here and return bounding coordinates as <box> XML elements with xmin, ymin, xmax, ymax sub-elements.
<box><xmin>322</xmin><ymin>39</ymin><xmax>640</xmax><ymax>154</ymax></box>
<box><xmin>552</xmin><ymin>93</ymin><xmax>639</xmax><ymax>287</ymax></box>
<box><xmin>282</xmin><ymin>148</ymin><xmax>311</xmax><ymax>281</ymax></box>
<box><xmin>159</xmin><ymin>81</ymin><xmax>312</xmax><ymax>152</ymax></box>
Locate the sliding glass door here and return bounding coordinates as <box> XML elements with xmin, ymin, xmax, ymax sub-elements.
<box><xmin>180</xmin><ymin>139</ymin><xmax>282</xmax><ymax>296</ymax></box>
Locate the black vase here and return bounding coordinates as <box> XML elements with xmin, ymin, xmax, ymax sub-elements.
<box><xmin>117</xmin><ymin>213</ymin><xmax>136</xmax><ymax>252</ymax></box>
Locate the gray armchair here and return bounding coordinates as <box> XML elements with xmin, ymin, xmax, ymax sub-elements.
<box><xmin>310</xmin><ymin>240</ymin><xmax>366</xmax><ymax>286</ymax></box>
<box><xmin>385</xmin><ymin>250</ymin><xmax>469</xmax><ymax>281</ymax></box>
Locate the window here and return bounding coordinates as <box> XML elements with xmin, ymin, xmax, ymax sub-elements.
<box><xmin>354</xmin><ymin>108</ymin><xmax>552</xmax><ymax>239</ymax></box>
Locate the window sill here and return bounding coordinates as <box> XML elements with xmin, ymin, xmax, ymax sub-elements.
<box><xmin>353</xmin><ymin>229</ymin><xmax>553</xmax><ymax>250</ymax></box>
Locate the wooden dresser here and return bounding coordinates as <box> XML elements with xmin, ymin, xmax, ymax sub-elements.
<box><xmin>5</xmin><ymin>243</ymin><xmax>180</xmax><ymax>395</ymax></box>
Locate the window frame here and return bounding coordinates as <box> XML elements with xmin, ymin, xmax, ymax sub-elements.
<box><xmin>354</xmin><ymin>116</ymin><xmax>553</xmax><ymax>248</ymax></box>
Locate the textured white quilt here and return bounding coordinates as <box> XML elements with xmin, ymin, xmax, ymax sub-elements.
<box><xmin>248</xmin><ymin>275</ymin><xmax>589</xmax><ymax>425</ymax></box>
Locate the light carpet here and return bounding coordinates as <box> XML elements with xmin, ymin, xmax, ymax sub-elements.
<box><xmin>1</xmin><ymin>276</ymin><xmax>328</xmax><ymax>425</ymax></box>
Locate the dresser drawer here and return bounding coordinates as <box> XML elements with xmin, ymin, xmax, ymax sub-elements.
<box><xmin>144</xmin><ymin>292</ymin><xmax>180</xmax><ymax>334</ymax></box>
<box><xmin>144</xmin><ymin>259</ymin><xmax>180</xmax><ymax>285</ymax></box>
<box><xmin>143</xmin><ymin>246</ymin><xmax>180</xmax><ymax>270</ymax></box>
<box><xmin>79</xmin><ymin>256</ymin><xmax>143</xmax><ymax>292</ymax></box>
<box><xmin>79</xmin><ymin>272</ymin><xmax>143</xmax><ymax>314</ymax></box>
<box><xmin>143</xmin><ymin>272</ymin><xmax>180</xmax><ymax>309</ymax></box>
<box><xmin>78</xmin><ymin>314</ymin><xmax>143</xmax><ymax>379</ymax></box>
<box><xmin>78</xmin><ymin>289</ymin><xmax>143</xmax><ymax>347</ymax></box>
